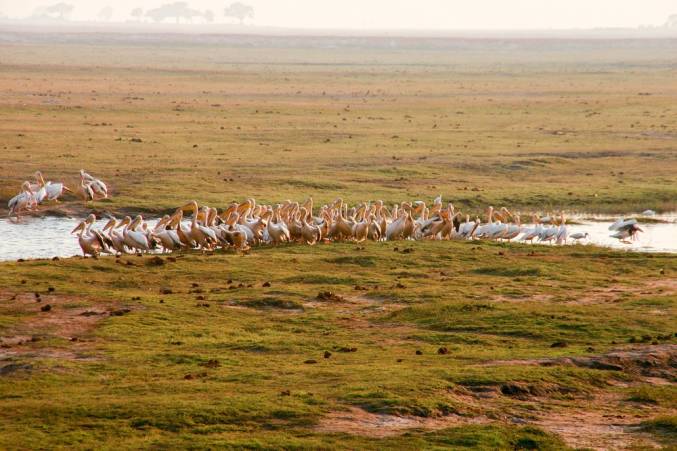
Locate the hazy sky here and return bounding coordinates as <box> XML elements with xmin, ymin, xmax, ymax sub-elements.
<box><xmin>2</xmin><ymin>0</ymin><xmax>675</xmax><ymax>29</ymax></box>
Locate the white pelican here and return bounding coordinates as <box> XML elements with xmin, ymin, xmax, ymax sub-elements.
<box><xmin>77</xmin><ymin>177</ymin><xmax>95</xmax><ymax>205</ymax></box>
<box><xmin>71</xmin><ymin>215</ymin><xmax>112</xmax><ymax>257</ymax></box>
<box><xmin>8</xmin><ymin>182</ymin><xmax>37</xmax><ymax>220</ymax></box>
<box><xmin>34</xmin><ymin>171</ymin><xmax>71</xmax><ymax>203</ymax></box>
<box><xmin>80</xmin><ymin>169</ymin><xmax>108</xmax><ymax>199</ymax></box>
<box><xmin>555</xmin><ymin>213</ymin><xmax>568</xmax><ymax>245</ymax></box>
<box><xmin>118</xmin><ymin>215</ymin><xmax>153</xmax><ymax>252</ymax></box>
<box><xmin>102</xmin><ymin>218</ymin><xmax>129</xmax><ymax>254</ymax></box>
<box><xmin>181</xmin><ymin>201</ymin><xmax>217</xmax><ymax>249</ymax></box>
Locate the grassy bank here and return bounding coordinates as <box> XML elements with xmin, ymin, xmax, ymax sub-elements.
<box><xmin>0</xmin><ymin>241</ymin><xmax>675</xmax><ymax>448</ymax></box>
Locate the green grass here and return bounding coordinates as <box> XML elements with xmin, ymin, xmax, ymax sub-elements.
<box><xmin>0</xmin><ymin>241</ymin><xmax>674</xmax><ymax>448</ymax></box>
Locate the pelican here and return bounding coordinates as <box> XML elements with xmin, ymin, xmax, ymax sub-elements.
<box><xmin>611</xmin><ymin>222</ymin><xmax>643</xmax><ymax>244</ymax></box>
<box><xmin>80</xmin><ymin>169</ymin><xmax>108</xmax><ymax>199</ymax></box>
<box><xmin>71</xmin><ymin>214</ymin><xmax>112</xmax><ymax>257</ymax></box>
<box><xmin>8</xmin><ymin>182</ymin><xmax>37</xmax><ymax>220</ymax></box>
<box><xmin>34</xmin><ymin>171</ymin><xmax>71</xmax><ymax>203</ymax></box>
<box><xmin>77</xmin><ymin>177</ymin><xmax>95</xmax><ymax>205</ymax></box>
<box><xmin>181</xmin><ymin>201</ymin><xmax>217</xmax><ymax>249</ymax></box>
<box><xmin>102</xmin><ymin>218</ymin><xmax>129</xmax><ymax>254</ymax></box>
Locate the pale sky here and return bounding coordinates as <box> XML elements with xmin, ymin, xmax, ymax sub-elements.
<box><xmin>1</xmin><ymin>0</ymin><xmax>675</xmax><ymax>29</ymax></box>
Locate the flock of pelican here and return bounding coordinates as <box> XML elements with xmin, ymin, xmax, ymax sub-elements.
<box><xmin>68</xmin><ymin>196</ymin><xmax>643</xmax><ymax>257</ymax></box>
<box><xmin>7</xmin><ymin>170</ymin><xmax>108</xmax><ymax>220</ymax></box>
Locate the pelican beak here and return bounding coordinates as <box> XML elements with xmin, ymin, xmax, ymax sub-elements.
<box><xmin>180</xmin><ymin>201</ymin><xmax>197</xmax><ymax>212</ymax></box>
<box><xmin>116</xmin><ymin>217</ymin><xmax>131</xmax><ymax>229</ymax></box>
<box><xmin>71</xmin><ymin>222</ymin><xmax>84</xmax><ymax>234</ymax></box>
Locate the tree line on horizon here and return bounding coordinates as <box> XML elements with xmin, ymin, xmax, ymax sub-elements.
<box><xmin>23</xmin><ymin>2</ymin><xmax>254</xmax><ymax>25</ymax></box>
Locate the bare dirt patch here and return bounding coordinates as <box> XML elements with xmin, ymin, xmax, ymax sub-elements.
<box><xmin>315</xmin><ymin>406</ymin><xmax>490</xmax><ymax>438</ymax></box>
<box><xmin>478</xmin><ymin>344</ymin><xmax>677</xmax><ymax>378</ymax></box>
<box><xmin>0</xmin><ymin>290</ymin><xmax>131</xmax><ymax>361</ymax></box>
<box><xmin>532</xmin><ymin>391</ymin><xmax>665</xmax><ymax>451</ymax></box>
<box><xmin>568</xmin><ymin>278</ymin><xmax>677</xmax><ymax>305</ymax></box>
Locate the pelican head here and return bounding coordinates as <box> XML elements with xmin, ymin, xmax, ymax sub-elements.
<box><xmin>102</xmin><ymin>218</ymin><xmax>117</xmax><ymax>231</ymax></box>
<box><xmin>71</xmin><ymin>221</ymin><xmax>86</xmax><ymax>234</ymax></box>
<box><xmin>116</xmin><ymin>216</ymin><xmax>132</xmax><ymax>229</ymax></box>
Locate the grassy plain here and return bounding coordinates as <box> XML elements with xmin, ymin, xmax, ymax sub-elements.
<box><xmin>0</xmin><ymin>35</ymin><xmax>676</xmax><ymax>215</ymax></box>
<box><xmin>0</xmin><ymin>33</ymin><xmax>676</xmax><ymax>449</ymax></box>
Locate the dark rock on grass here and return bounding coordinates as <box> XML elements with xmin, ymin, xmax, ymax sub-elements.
<box><xmin>191</xmin><ymin>283</ymin><xmax>199</xmax><ymax>288</ymax></box>
<box><xmin>336</xmin><ymin>347</ymin><xmax>357</xmax><ymax>353</ymax></box>
<box><xmin>40</xmin><ymin>304</ymin><xmax>52</xmax><ymax>312</ymax></box>
<box><xmin>316</xmin><ymin>291</ymin><xmax>345</xmax><ymax>302</ymax></box>
<box><xmin>437</xmin><ymin>347</ymin><xmax>449</xmax><ymax>355</ymax></box>
<box><xmin>146</xmin><ymin>256</ymin><xmax>165</xmax><ymax>266</ymax></box>
<box><xmin>401</xmin><ymin>248</ymin><xmax>414</xmax><ymax>254</ymax></box>
<box><xmin>304</xmin><ymin>359</ymin><xmax>318</xmax><ymax>364</ymax></box>
<box><xmin>280</xmin><ymin>389</ymin><xmax>291</xmax><ymax>396</ymax></box>
<box><xmin>416</xmin><ymin>350</ymin><xmax>423</xmax><ymax>355</ymax></box>
<box><xmin>500</xmin><ymin>382</ymin><xmax>532</xmax><ymax>397</ymax></box>
<box><xmin>199</xmin><ymin>359</ymin><xmax>220</xmax><ymax>368</ymax></box>
<box><xmin>196</xmin><ymin>295</ymin><xmax>205</xmax><ymax>301</ymax></box>
<box><xmin>166</xmin><ymin>256</ymin><xmax>177</xmax><ymax>262</ymax></box>
<box><xmin>0</xmin><ymin>363</ymin><xmax>33</xmax><ymax>376</ymax></box>
<box><xmin>587</xmin><ymin>361</ymin><xmax>624</xmax><ymax>371</ymax></box>
<box><xmin>184</xmin><ymin>374</ymin><xmax>194</xmax><ymax>380</ymax></box>
<box><xmin>17</xmin><ymin>259</ymin><xmax>25</xmax><ymax>263</ymax></box>
<box><xmin>110</xmin><ymin>308</ymin><xmax>131</xmax><ymax>316</ymax></box>
<box><xmin>354</xmin><ymin>285</ymin><xmax>368</xmax><ymax>291</ymax></box>
<box><xmin>80</xmin><ymin>311</ymin><xmax>102</xmax><ymax>317</ymax></box>
<box><xmin>397</xmin><ymin>358</ymin><xmax>403</xmax><ymax>362</ymax></box>
<box><xmin>550</xmin><ymin>341</ymin><xmax>568</xmax><ymax>348</ymax></box>
<box><xmin>196</xmin><ymin>303</ymin><xmax>210</xmax><ymax>308</ymax></box>
<box><xmin>324</xmin><ymin>351</ymin><xmax>332</xmax><ymax>359</ymax></box>
<box><xmin>48</xmin><ymin>287</ymin><xmax>55</xmax><ymax>292</ymax></box>
<box><xmin>20</xmin><ymin>280</ymin><xmax>26</xmax><ymax>284</ymax></box>
<box><xmin>159</xmin><ymin>287</ymin><xmax>173</xmax><ymax>294</ymax></box>
<box><xmin>131</xmin><ymin>296</ymin><xmax>141</xmax><ymax>301</ymax></box>
<box><xmin>395</xmin><ymin>283</ymin><xmax>406</xmax><ymax>289</ymax></box>
<box><xmin>262</xmin><ymin>282</ymin><xmax>271</xmax><ymax>287</ymax></box>
<box><xmin>34</xmin><ymin>292</ymin><xmax>40</xmax><ymax>299</ymax></box>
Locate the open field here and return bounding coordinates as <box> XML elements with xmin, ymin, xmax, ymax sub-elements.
<box><xmin>0</xmin><ymin>34</ymin><xmax>676</xmax><ymax>215</ymax></box>
<box><xmin>0</xmin><ymin>33</ymin><xmax>676</xmax><ymax>449</ymax></box>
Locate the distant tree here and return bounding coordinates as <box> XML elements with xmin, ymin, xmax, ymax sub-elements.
<box><xmin>44</xmin><ymin>2</ymin><xmax>74</xmax><ymax>20</ymax></box>
<box><xmin>131</xmin><ymin>7</ymin><xmax>143</xmax><ymax>21</ymax></box>
<box><xmin>97</xmin><ymin>6</ymin><xmax>113</xmax><ymax>22</ymax></box>
<box><xmin>146</xmin><ymin>2</ymin><xmax>202</xmax><ymax>23</ymax></box>
<box><xmin>224</xmin><ymin>2</ymin><xmax>253</xmax><ymax>25</ymax></box>
<box><xmin>203</xmin><ymin>9</ymin><xmax>214</xmax><ymax>23</ymax></box>
<box><xmin>666</xmin><ymin>14</ymin><xmax>677</xmax><ymax>28</ymax></box>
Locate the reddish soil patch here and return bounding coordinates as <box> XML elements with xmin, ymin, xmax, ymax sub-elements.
<box><xmin>0</xmin><ymin>290</ymin><xmax>129</xmax><ymax>361</ymax></box>
<box><xmin>316</xmin><ymin>407</ymin><xmax>490</xmax><ymax>437</ymax></box>
<box><xmin>533</xmin><ymin>391</ymin><xmax>665</xmax><ymax>451</ymax></box>
<box><xmin>568</xmin><ymin>278</ymin><xmax>677</xmax><ymax>305</ymax></box>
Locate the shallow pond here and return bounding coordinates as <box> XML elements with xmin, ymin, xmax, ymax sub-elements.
<box><xmin>0</xmin><ymin>214</ymin><xmax>675</xmax><ymax>261</ymax></box>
